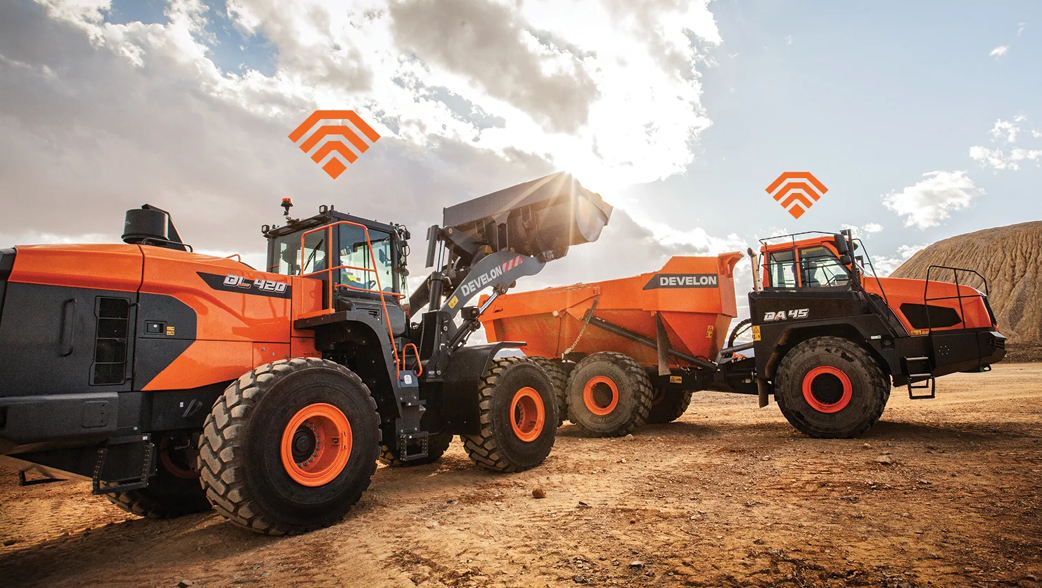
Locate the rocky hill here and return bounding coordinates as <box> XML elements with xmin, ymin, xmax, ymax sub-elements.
<box><xmin>892</xmin><ymin>221</ymin><xmax>1042</xmax><ymax>362</ymax></box>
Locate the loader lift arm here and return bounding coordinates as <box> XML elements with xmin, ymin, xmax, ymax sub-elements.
<box><xmin>411</xmin><ymin>172</ymin><xmax>613</xmax><ymax>380</ymax></box>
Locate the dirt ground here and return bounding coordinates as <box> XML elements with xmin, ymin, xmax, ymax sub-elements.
<box><xmin>1</xmin><ymin>363</ymin><xmax>1040</xmax><ymax>588</ymax></box>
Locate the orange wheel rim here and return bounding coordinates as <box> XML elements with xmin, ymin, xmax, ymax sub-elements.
<box><xmin>651</xmin><ymin>388</ymin><xmax>666</xmax><ymax>406</ymax></box>
<box><xmin>801</xmin><ymin>366</ymin><xmax>853</xmax><ymax>413</ymax></box>
<box><xmin>510</xmin><ymin>387</ymin><xmax>545</xmax><ymax>443</ymax></box>
<box><xmin>280</xmin><ymin>403</ymin><xmax>352</xmax><ymax>487</ymax></box>
<box><xmin>583</xmin><ymin>376</ymin><xmax>619</xmax><ymax>416</ymax></box>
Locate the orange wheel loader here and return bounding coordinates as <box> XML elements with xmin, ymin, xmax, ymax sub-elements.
<box><xmin>0</xmin><ymin>172</ymin><xmax>612</xmax><ymax>534</ymax></box>
<box><xmin>481</xmin><ymin>229</ymin><xmax>1005</xmax><ymax>439</ymax></box>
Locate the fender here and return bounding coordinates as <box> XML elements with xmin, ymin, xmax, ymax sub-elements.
<box><xmin>437</xmin><ymin>342</ymin><xmax>524</xmax><ymax>435</ymax></box>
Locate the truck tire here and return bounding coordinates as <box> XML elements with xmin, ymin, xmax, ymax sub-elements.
<box><xmin>463</xmin><ymin>357</ymin><xmax>556</xmax><ymax>473</ymax></box>
<box><xmin>529</xmin><ymin>356</ymin><xmax>569</xmax><ymax>426</ymax></box>
<box><xmin>566</xmin><ymin>352</ymin><xmax>652</xmax><ymax>437</ymax></box>
<box><xmin>106</xmin><ymin>434</ymin><xmax>211</xmax><ymax>519</ymax></box>
<box><xmin>197</xmin><ymin>358</ymin><xmax>380</xmax><ymax>535</ymax></box>
<box><xmin>646</xmin><ymin>388</ymin><xmax>694</xmax><ymax>424</ymax></box>
<box><xmin>379</xmin><ymin>431</ymin><xmax>453</xmax><ymax>467</ymax></box>
<box><xmin>774</xmin><ymin>337</ymin><xmax>888</xmax><ymax>439</ymax></box>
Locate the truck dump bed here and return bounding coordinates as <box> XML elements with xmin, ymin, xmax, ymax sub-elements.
<box><xmin>480</xmin><ymin>253</ymin><xmax>742</xmax><ymax>367</ymax></box>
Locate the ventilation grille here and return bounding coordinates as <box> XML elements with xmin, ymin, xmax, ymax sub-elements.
<box><xmin>93</xmin><ymin>297</ymin><xmax>130</xmax><ymax>385</ymax></box>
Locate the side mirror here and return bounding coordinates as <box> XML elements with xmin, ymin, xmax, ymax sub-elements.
<box><xmin>839</xmin><ymin>254</ymin><xmax>852</xmax><ymax>265</ymax></box>
<box><xmin>833</xmin><ymin>234</ymin><xmax>849</xmax><ymax>255</ymax></box>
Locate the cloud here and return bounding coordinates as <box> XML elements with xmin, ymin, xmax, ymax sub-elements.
<box><xmin>841</xmin><ymin>223</ymin><xmax>883</xmax><ymax>238</ymax></box>
<box><xmin>969</xmin><ymin>145</ymin><xmax>1042</xmax><ymax>171</ymax></box>
<box><xmin>13</xmin><ymin>0</ymin><xmax>724</xmax><ymax>197</ymax></box>
<box><xmin>1017</xmin><ymin>22</ymin><xmax>1026</xmax><ymax>36</ymax></box>
<box><xmin>871</xmin><ymin>243</ymin><xmax>927</xmax><ymax>277</ymax></box>
<box><xmin>990</xmin><ymin>116</ymin><xmax>1025</xmax><ymax>142</ymax></box>
<box><xmin>0</xmin><ymin>0</ymin><xmax>747</xmax><ymax>328</ymax></box>
<box><xmin>969</xmin><ymin>115</ymin><xmax>1042</xmax><ymax>171</ymax></box>
<box><xmin>989</xmin><ymin>45</ymin><xmax>1008</xmax><ymax>58</ymax></box>
<box><xmin>882</xmin><ymin>171</ymin><xmax>984</xmax><ymax>230</ymax></box>
<box><xmin>388</xmin><ymin>0</ymin><xmax>599</xmax><ymax>134</ymax></box>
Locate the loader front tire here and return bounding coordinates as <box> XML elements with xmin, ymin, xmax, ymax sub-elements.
<box><xmin>106</xmin><ymin>434</ymin><xmax>211</xmax><ymax>519</ymax></box>
<box><xmin>774</xmin><ymin>337</ymin><xmax>888</xmax><ymax>439</ymax></box>
<box><xmin>529</xmin><ymin>357</ymin><xmax>570</xmax><ymax>427</ymax></box>
<box><xmin>646</xmin><ymin>388</ymin><xmax>694</xmax><ymax>424</ymax></box>
<box><xmin>566</xmin><ymin>352</ymin><xmax>653</xmax><ymax>437</ymax></box>
<box><xmin>463</xmin><ymin>357</ymin><xmax>556</xmax><ymax>473</ymax></box>
<box><xmin>198</xmin><ymin>358</ymin><xmax>380</xmax><ymax>535</ymax></box>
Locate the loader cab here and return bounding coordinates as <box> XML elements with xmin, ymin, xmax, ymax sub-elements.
<box><xmin>262</xmin><ymin>207</ymin><xmax>409</xmax><ymax>303</ymax></box>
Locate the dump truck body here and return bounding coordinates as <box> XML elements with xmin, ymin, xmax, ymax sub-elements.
<box><xmin>480</xmin><ymin>253</ymin><xmax>741</xmax><ymax>367</ymax></box>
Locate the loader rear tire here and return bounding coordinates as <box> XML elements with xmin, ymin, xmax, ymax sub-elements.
<box><xmin>379</xmin><ymin>431</ymin><xmax>453</xmax><ymax>467</ymax></box>
<box><xmin>646</xmin><ymin>388</ymin><xmax>694</xmax><ymax>424</ymax></box>
<box><xmin>529</xmin><ymin>357</ymin><xmax>569</xmax><ymax>426</ymax></box>
<box><xmin>774</xmin><ymin>337</ymin><xmax>888</xmax><ymax>439</ymax></box>
<box><xmin>463</xmin><ymin>357</ymin><xmax>556</xmax><ymax>473</ymax></box>
<box><xmin>566</xmin><ymin>352</ymin><xmax>653</xmax><ymax>437</ymax></box>
<box><xmin>106</xmin><ymin>434</ymin><xmax>211</xmax><ymax>519</ymax></box>
<box><xmin>197</xmin><ymin>358</ymin><xmax>380</xmax><ymax>535</ymax></box>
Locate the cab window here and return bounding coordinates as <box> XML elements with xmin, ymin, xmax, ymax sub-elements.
<box><xmin>338</xmin><ymin>224</ymin><xmax>395</xmax><ymax>293</ymax></box>
<box><xmin>270</xmin><ymin>230</ymin><xmax>327</xmax><ymax>276</ymax></box>
<box><xmin>767</xmin><ymin>250</ymin><xmax>798</xmax><ymax>288</ymax></box>
<box><xmin>799</xmin><ymin>246</ymin><xmax>850</xmax><ymax>287</ymax></box>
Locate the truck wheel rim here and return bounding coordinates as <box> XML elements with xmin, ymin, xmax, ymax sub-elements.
<box><xmin>651</xmin><ymin>388</ymin><xmax>666</xmax><ymax>406</ymax></box>
<box><xmin>510</xmin><ymin>387</ymin><xmax>545</xmax><ymax>442</ymax></box>
<box><xmin>280</xmin><ymin>403</ymin><xmax>352</xmax><ymax>487</ymax></box>
<box><xmin>802</xmin><ymin>367</ymin><xmax>852</xmax><ymax>413</ymax></box>
<box><xmin>583</xmin><ymin>376</ymin><xmax>619</xmax><ymax>416</ymax></box>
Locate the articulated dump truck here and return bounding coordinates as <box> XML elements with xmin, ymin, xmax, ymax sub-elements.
<box><xmin>0</xmin><ymin>172</ymin><xmax>611</xmax><ymax>534</ymax></box>
<box><xmin>481</xmin><ymin>230</ymin><xmax>1006</xmax><ymax>439</ymax></box>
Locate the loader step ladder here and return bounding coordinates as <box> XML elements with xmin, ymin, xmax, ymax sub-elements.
<box><xmin>91</xmin><ymin>435</ymin><xmax>155</xmax><ymax>494</ymax></box>
<box><xmin>903</xmin><ymin>356</ymin><xmax>936</xmax><ymax>400</ymax></box>
<box><xmin>395</xmin><ymin>370</ymin><xmax>430</xmax><ymax>462</ymax></box>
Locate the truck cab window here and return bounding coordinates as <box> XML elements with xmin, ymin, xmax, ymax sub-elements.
<box><xmin>767</xmin><ymin>250</ymin><xmax>798</xmax><ymax>288</ymax></box>
<box><xmin>799</xmin><ymin>246</ymin><xmax>850</xmax><ymax>288</ymax></box>
<box><xmin>338</xmin><ymin>224</ymin><xmax>395</xmax><ymax>293</ymax></box>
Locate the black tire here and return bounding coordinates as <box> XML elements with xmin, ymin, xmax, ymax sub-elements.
<box><xmin>566</xmin><ymin>352</ymin><xmax>652</xmax><ymax>437</ymax></box>
<box><xmin>774</xmin><ymin>337</ymin><xmax>888</xmax><ymax>439</ymax></box>
<box><xmin>646</xmin><ymin>388</ymin><xmax>694</xmax><ymax>424</ymax></box>
<box><xmin>379</xmin><ymin>430</ymin><xmax>453</xmax><ymax>467</ymax></box>
<box><xmin>463</xmin><ymin>357</ymin><xmax>556</xmax><ymax>473</ymax></box>
<box><xmin>198</xmin><ymin>358</ymin><xmax>381</xmax><ymax>535</ymax></box>
<box><xmin>106</xmin><ymin>434</ymin><xmax>211</xmax><ymax>519</ymax></box>
<box><xmin>529</xmin><ymin>357</ymin><xmax>569</xmax><ymax>427</ymax></box>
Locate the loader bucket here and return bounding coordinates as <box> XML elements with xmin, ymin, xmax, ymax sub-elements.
<box><xmin>442</xmin><ymin>172</ymin><xmax>612</xmax><ymax>261</ymax></box>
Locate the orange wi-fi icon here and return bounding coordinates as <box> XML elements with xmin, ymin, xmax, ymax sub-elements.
<box><xmin>289</xmin><ymin>110</ymin><xmax>381</xmax><ymax>179</ymax></box>
<box><xmin>766</xmin><ymin>172</ymin><xmax>828</xmax><ymax>219</ymax></box>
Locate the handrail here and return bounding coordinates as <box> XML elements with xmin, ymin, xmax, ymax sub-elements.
<box><xmin>401</xmin><ymin>343</ymin><xmax>423</xmax><ymax>377</ymax></box>
<box><xmin>300</xmin><ymin>221</ymin><xmax>402</xmax><ymax>379</ymax></box>
<box><xmin>923</xmin><ymin>265</ymin><xmax>988</xmax><ymax>332</ymax></box>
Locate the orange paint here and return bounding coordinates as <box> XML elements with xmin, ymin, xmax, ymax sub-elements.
<box><xmin>480</xmin><ymin>254</ymin><xmax>740</xmax><ymax>365</ymax></box>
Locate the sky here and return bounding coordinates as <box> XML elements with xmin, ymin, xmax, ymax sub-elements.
<box><xmin>1</xmin><ymin>0</ymin><xmax>1040</xmax><ymax>326</ymax></box>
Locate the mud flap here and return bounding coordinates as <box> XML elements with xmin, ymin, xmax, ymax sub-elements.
<box><xmin>438</xmin><ymin>342</ymin><xmax>523</xmax><ymax>435</ymax></box>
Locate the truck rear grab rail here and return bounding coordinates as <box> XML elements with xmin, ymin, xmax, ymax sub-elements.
<box><xmin>923</xmin><ymin>265</ymin><xmax>990</xmax><ymax>331</ymax></box>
